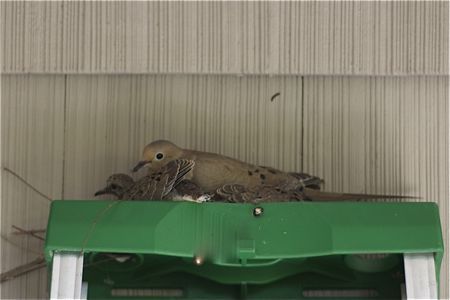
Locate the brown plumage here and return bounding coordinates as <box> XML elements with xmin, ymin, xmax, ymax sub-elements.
<box><xmin>132</xmin><ymin>140</ymin><xmax>417</xmax><ymax>201</ymax></box>
<box><xmin>216</xmin><ymin>184</ymin><xmax>304</xmax><ymax>203</ymax></box>
<box><xmin>132</xmin><ymin>140</ymin><xmax>322</xmax><ymax>193</ymax></box>
<box><xmin>95</xmin><ymin>159</ymin><xmax>195</xmax><ymax>200</ymax></box>
<box><xmin>175</xmin><ymin>180</ymin><xmax>208</xmax><ymax>200</ymax></box>
<box><xmin>216</xmin><ymin>184</ymin><xmax>415</xmax><ymax>203</ymax></box>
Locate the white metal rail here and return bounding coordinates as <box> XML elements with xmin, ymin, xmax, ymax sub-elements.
<box><xmin>49</xmin><ymin>252</ymin><xmax>438</xmax><ymax>299</ymax></box>
<box><xmin>50</xmin><ymin>252</ymin><xmax>87</xmax><ymax>300</ymax></box>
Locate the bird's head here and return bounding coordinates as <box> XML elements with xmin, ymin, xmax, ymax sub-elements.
<box><xmin>95</xmin><ymin>173</ymin><xmax>134</xmax><ymax>199</ymax></box>
<box><xmin>132</xmin><ymin>140</ymin><xmax>183</xmax><ymax>172</ymax></box>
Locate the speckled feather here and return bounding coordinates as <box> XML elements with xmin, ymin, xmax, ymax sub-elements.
<box><xmin>125</xmin><ymin>159</ymin><xmax>194</xmax><ymax>200</ymax></box>
<box><xmin>216</xmin><ymin>183</ymin><xmax>416</xmax><ymax>203</ymax></box>
<box><xmin>96</xmin><ymin>159</ymin><xmax>195</xmax><ymax>200</ymax></box>
<box><xmin>216</xmin><ymin>184</ymin><xmax>306</xmax><ymax>203</ymax></box>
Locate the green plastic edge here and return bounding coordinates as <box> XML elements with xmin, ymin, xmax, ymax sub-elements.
<box><xmin>44</xmin><ymin>200</ymin><xmax>444</xmax><ymax>289</ymax></box>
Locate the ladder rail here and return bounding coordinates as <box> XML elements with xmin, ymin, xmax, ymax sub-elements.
<box><xmin>404</xmin><ymin>253</ymin><xmax>438</xmax><ymax>299</ymax></box>
<box><xmin>50</xmin><ymin>252</ymin><xmax>86</xmax><ymax>300</ymax></box>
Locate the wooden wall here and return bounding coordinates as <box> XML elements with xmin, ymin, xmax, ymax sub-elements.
<box><xmin>2</xmin><ymin>1</ymin><xmax>448</xmax><ymax>75</ymax></box>
<box><xmin>1</xmin><ymin>1</ymin><xmax>448</xmax><ymax>299</ymax></box>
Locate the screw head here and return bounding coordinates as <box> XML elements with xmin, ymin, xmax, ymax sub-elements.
<box><xmin>253</xmin><ymin>207</ymin><xmax>264</xmax><ymax>217</ymax></box>
<box><xmin>194</xmin><ymin>256</ymin><xmax>203</xmax><ymax>265</ymax></box>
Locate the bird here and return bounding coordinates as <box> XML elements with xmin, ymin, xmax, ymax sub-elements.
<box><xmin>216</xmin><ymin>184</ymin><xmax>305</xmax><ymax>203</ymax></box>
<box><xmin>132</xmin><ymin>140</ymin><xmax>323</xmax><ymax>193</ymax></box>
<box><xmin>132</xmin><ymin>140</ymin><xmax>416</xmax><ymax>201</ymax></box>
<box><xmin>94</xmin><ymin>173</ymin><xmax>135</xmax><ymax>199</ymax></box>
<box><xmin>95</xmin><ymin>159</ymin><xmax>208</xmax><ymax>201</ymax></box>
<box><xmin>216</xmin><ymin>184</ymin><xmax>413</xmax><ymax>203</ymax></box>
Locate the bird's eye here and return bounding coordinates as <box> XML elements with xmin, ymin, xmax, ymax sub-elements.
<box><xmin>110</xmin><ymin>184</ymin><xmax>119</xmax><ymax>189</ymax></box>
<box><xmin>155</xmin><ymin>153</ymin><xmax>164</xmax><ymax>160</ymax></box>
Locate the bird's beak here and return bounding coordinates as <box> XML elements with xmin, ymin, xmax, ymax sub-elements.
<box><xmin>132</xmin><ymin>160</ymin><xmax>151</xmax><ymax>172</ymax></box>
<box><xmin>94</xmin><ymin>187</ymin><xmax>110</xmax><ymax>196</ymax></box>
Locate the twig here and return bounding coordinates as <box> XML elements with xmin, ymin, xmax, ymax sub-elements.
<box><xmin>3</xmin><ymin>167</ymin><xmax>52</xmax><ymax>201</ymax></box>
<box><xmin>11</xmin><ymin>225</ymin><xmax>45</xmax><ymax>241</ymax></box>
<box><xmin>12</xmin><ymin>229</ymin><xmax>46</xmax><ymax>235</ymax></box>
<box><xmin>0</xmin><ymin>257</ymin><xmax>46</xmax><ymax>283</ymax></box>
<box><xmin>80</xmin><ymin>200</ymin><xmax>122</xmax><ymax>254</ymax></box>
<box><xmin>1</xmin><ymin>234</ymin><xmax>43</xmax><ymax>256</ymax></box>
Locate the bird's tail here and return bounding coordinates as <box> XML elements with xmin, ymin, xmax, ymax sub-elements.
<box><xmin>303</xmin><ymin>188</ymin><xmax>419</xmax><ymax>201</ymax></box>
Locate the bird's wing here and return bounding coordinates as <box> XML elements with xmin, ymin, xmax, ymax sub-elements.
<box><xmin>215</xmin><ymin>184</ymin><xmax>417</xmax><ymax>203</ymax></box>
<box><xmin>175</xmin><ymin>180</ymin><xmax>205</xmax><ymax>198</ymax></box>
<box><xmin>287</xmin><ymin>172</ymin><xmax>324</xmax><ymax>190</ymax></box>
<box><xmin>172</xmin><ymin>159</ymin><xmax>195</xmax><ymax>187</ymax></box>
<box><xmin>156</xmin><ymin>159</ymin><xmax>195</xmax><ymax>198</ymax></box>
<box><xmin>216</xmin><ymin>184</ymin><xmax>256</xmax><ymax>203</ymax></box>
<box><xmin>216</xmin><ymin>184</ymin><xmax>309</xmax><ymax>203</ymax></box>
<box><xmin>124</xmin><ymin>176</ymin><xmax>158</xmax><ymax>200</ymax></box>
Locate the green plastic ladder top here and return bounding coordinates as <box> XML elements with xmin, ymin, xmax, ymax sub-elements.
<box><xmin>45</xmin><ymin>200</ymin><xmax>444</xmax><ymax>299</ymax></box>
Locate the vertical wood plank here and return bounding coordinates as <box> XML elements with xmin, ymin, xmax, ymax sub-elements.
<box><xmin>303</xmin><ymin>76</ymin><xmax>448</xmax><ymax>298</ymax></box>
<box><xmin>2</xmin><ymin>1</ymin><xmax>448</xmax><ymax>74</ymax></box>
<box><xmin>1</xmin><ymin>75</ymin><xmax>65</xmax><ymax>299</ymax></box>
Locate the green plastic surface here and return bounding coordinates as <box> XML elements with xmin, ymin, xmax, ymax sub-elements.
<box><xmin>45</xmin><ymin>200</ymin><xmax>444</xmax><ymax>299</ymax></box>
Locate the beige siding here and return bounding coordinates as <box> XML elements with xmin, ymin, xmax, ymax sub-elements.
<box><xmin>1</xmin><ymin>76</ymin><xmax>65</xmax><ymax>299</ymax></box>
<box><xmin>1</xmin><ymin>1</ymin><xmax>448</xmax><ymax>75</ymax></box>
<box><xmin>1</xmin><ymin>75</ymin><xmax>448</xmax><ymax>298</ymax></box>
<box><xmin>1</xmin><ymin>1</ymin><xmax>448</xmax><ymax>299</ymax></box>
<box><xmin>303</xmin><ymin>77</ymin><xmax>449</xmax><ymax>296</ymax></box>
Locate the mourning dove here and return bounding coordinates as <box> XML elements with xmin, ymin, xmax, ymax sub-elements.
<box><xmin>94</xmin><ymin>173</ymin><xmax>134</xmax><ymax>199</ymax></box>
<box><xmin>216</xmin><ymin>184</ymin><xmax>414</xmax><ymax>203</ymax></box>
<box><xmin>132</xmin><ymin>140</ymin><xmax>323</xmax><ymax>193</ymax></box>
<box><xmin>95</xmin><ymin>159</ymin><xmax>201</xmax><ymax>201</ymax></box>
<box><xmin>132</xmin><ymin>140</ymin><xmax>416</xmax><ymax>201</ymax></box>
